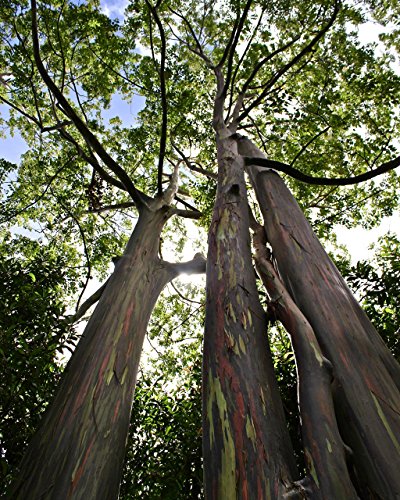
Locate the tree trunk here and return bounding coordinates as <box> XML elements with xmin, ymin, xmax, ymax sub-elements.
<box><xmin>238</xmin><ymin>136</ymin><xmax>400</xmax><ymax>499</ymax></box>
<box><xmin>253</xmin><ymin>225</ymin><xmax>357</xmax><ymax>499</ymax></box>
<box><xmin>203</xmin><ymin>134</ymin><xmax>297</xmax><ymax>499</ymax></box>
<box><xmin>11</xmin><ymin>207</ymin><xmax>179</xmax><ymax>500</ymax></box>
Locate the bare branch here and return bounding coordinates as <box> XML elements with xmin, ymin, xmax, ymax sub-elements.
<box><xmin>168</xmin><ymin>281</ymin><xmax>203</xmax><ymax>305</ymax></box>
<box><xmin>225</xmin><ymin>7</ymin><xmax>265</xmax><ymax>121</ymax></box>
<box><xmin>64</xmin><ymin>279</ymin><xmax>109</xmax><ymax>324</ymax></box>
<box><xmin>0</xmin><ymin>94</ymin><xmax>40</xmax><ymax>126</ymax></box>
<box><xmin>145</xmin><ymin>0</ymin><xmax>168</xmax><ymax>196</ymax></box>
<box><xmin>244</xmin><ymin>152</ymin><xmax>400</xmax><ymax>186</ymax></box>
<box><xmin>290</xmin><ymin>126</ymin><xmax>330</xmax><ymax>166</ymax></box>
<box><xmin>220</xmin><ymin>0</ymin><xmax>254</xmax><ymax>95</ymax></box>
<box><xmin>88</xmin><ymin>47</ymin><xmax>149</xmax><ymax>93</ymax></box>
<box><xmin>173</xmin><ymin>142</ymin><xmax>217</xmax><ymax>180</ymax></box>
<box><xmin>0</xmin><ymin>157</ymin><xmax>74</xmax><ymax>224</ymax></box>
<box><xmin>239</xmin><ymin>35</ymin><xmax>301</xmax><ymax>97</ymax></box>
<box><xmin>168</xmin><ymin>7</ymin><xmax>214</xmax><ymax>67</ymax></box>
<box><xmin>50</xmin><ymin>187</ymin><xmax>92</xmax><ymax>312</ymax></box>
<box><xmin>174</xmin><ymin>195</ymin><xmax>200</xmax><ymax>213</ymax></box>
<box><xmin>238</xmin><ymin>1</ymin><xmax>340</xmax><ymax>122</ymax></box>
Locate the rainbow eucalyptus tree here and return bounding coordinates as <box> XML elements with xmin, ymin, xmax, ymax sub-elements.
<box><xmin>1</xmin><ymin>0</ymin><xmax>400</xmax><ymax>498</ymax></box>
<box><xmin>1</xmin><ymin>0</ymin><xmax>205</xmax><ymax>498</ymax></box>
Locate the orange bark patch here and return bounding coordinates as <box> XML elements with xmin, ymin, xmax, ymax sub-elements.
<box><xmin>122</xmin><ymin>300</ymin><xmax>135</xmax><ymax>337</ymax></box>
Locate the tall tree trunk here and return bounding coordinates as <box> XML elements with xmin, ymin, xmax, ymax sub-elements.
<box><xmin>11</xmin><ymin>207</ymin><xmax>191</xmax><ymax>499</ymax></box>
<box><xmin>203</xmin><ymin>134</ymin><xmax>297</xmax><ymax>499</ymax></box>
<box><xmin>253</xmin><ymin>224</ymin><xmax>357</xmax><ymax>499</ymax></box>
<box><xmin>238</xmin><ymin>136</ymin><xmax>400</xmax><ymax>498</ymax></box>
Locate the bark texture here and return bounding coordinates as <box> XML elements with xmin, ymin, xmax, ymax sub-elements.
<box><xmin>11</xmin><ymin>208</ymin><xmax>182</xmax><ymax>499</ymax></box>
<box><xmin>238</xmin><ymin>136</ymin><xmax>400</xmax><ymax>499</ymax></box>
<box><xmin>203</xmin><ymin>134</ymin><xmax>297</xmax><ymax>499</ymax></box>
<box><xmin>253</xmin><ymin>224</ymin><xmax>357</xmax><ymax>499</ymax></box>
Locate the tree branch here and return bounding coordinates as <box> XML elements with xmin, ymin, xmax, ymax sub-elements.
<box><xmin>64</xmin><ymin>279</ymin><xmax>109</xmax><ymax>324</ymax></box>
<box><xmin>30</xmin><ymin>0</ymin><xmax>147</xmax><ymax>208</ymax></box>
<box><xmin>225</xmin><ymin>7</ymin><xmax>266</xmax><ymax>123</ymax></box>
<box><xmin>168</xmin><ymin>7</ymin><xmax>214</xmax><ymax>67</ymax></box>
<box><xmin>244</xmin><ymin>154</ymin><xmax>400</xmax><ymax>186</ymax></box>
<box><xmin>172</xmin><ymin>142</ymin><xmax>217</xmax><ymax>180</ymax></box>
<box><xmin>174</xmin><ymin>195</ymin><xmax>200</xmax><ymax>212</ymax></box>
<box><xmin>239</xmin><ymin>35</ymin><xmax>301</xmax><ymax>98</ymax></box>
<box><xmin>0</xmin><ymin>157</ymin><xmax>74</xmax><ymax>223</ymax></box>
<box><xmin>168</xmin><ymin>281</ymin><xmax>203</xmax><ymax>305</ymax></box>
<box><xmin>58</xmin><ymin>128</ymin><xmax>128</xmax><ymax>192</ymax></box>
<box><xmin>238</xmin><ymin>1</ymin><xmax>340</xmax><ymax>122</ymax></box>
<box><xmin>220</xmin><ymin>0</ymin><xmax>254</xmax><ymax>96</ymax></box>
<box><xmin>290</xmin><ymin>126</ymin><xmax>330</xmax><ymax>166</ymax></box>
<box><xmin>170</xmin><ymin>208</ymin><xmax>202</xmax><ymax>219</ymax></box>
<box><xmin>145</xmin><ymin>0</ymin><xmax>168</xmax><ymax>196</ymax></box>
<box><xmin>167</xmin><ymin>252</ymin><xmax>206</xmax><ymax>277</ymax></box>
<box><xmin>86</xmin><ymin>202</ymin><xmax>137</xmax><ymax>214</ymax></box>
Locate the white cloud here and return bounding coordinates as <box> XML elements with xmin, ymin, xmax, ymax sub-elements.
<box><xmin>100</xmin><ymin>0</ymin><xmax>129</xmax><ymax>20</ymax></box>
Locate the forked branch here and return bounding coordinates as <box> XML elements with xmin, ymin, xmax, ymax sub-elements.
<box><xmin>238</xmin><ymin>0</ymin><xmax>340</xmax><ymax>123</ymax></box>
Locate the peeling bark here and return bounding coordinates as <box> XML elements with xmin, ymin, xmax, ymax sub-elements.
<box><xmin>11</xmin><ymin>207</ymin><xmax>204</xmax><ymax>500</ymax></box>
<box><xmin>253</xmin><ymin>224</ymin><xmax>357</xmax><ymax>499</ymax></box>
<box><xmin>238</xmin><ymin>136</ymin><xmax>400</xmax><ymax>499</ymax></box>
<box><xmin>203</xmin><ymin>134</ymin><xmax>297</xmax><ymax>499</ymax></box>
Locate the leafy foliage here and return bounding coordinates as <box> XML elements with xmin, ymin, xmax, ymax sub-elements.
<box><xmin>343</xmin><ymin>234</ymin><xmax>400</xmax><ymax>361</ymax></box>
<box><xmin>0</xmin><ymin>232</ymin><xmax>78</xmax><ymax>489</ymax></box>
<box><xmin>121</xmin><ymin>370</ymin><xmax>202</xmax><ymax>499</ymax></box>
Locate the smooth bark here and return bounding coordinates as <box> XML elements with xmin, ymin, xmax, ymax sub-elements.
<box><xmin>203</xmin><ymin>133</ymin><xmax>297</xmax><ymax>499</ymax></box>
<box><xmin>238</xmin><ymin>136</ymin><xmax>400</xmax><ymax>499</ymax></box>
<box><xmin>11</xmin><ymin>207</ymin><xmax>204</xmax><ymax>500</ymax></box>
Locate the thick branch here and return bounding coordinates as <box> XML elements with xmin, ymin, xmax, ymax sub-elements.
<box><xmin>30</xmin><ymin>0</ymin><xmax>146</xmax><ymax>208</ymax></box>
<box><xmin>167</xmin><ymin>252</ymin><xmax>206</xmax><ymax>277</ymax></box>
<box><xmin>244</xmin><ymin>154</ymin><xmax>400</xmax><ymax>186</ymax></box>
<box><xmin>86</xmin><ymin>202</ymin><xmax>137</xmax><ymax>214</ymax></box>
<box><xmin>170</xmin><ymin>208</ymin><xmax>202</xmax><ymax>219</ymax></box>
